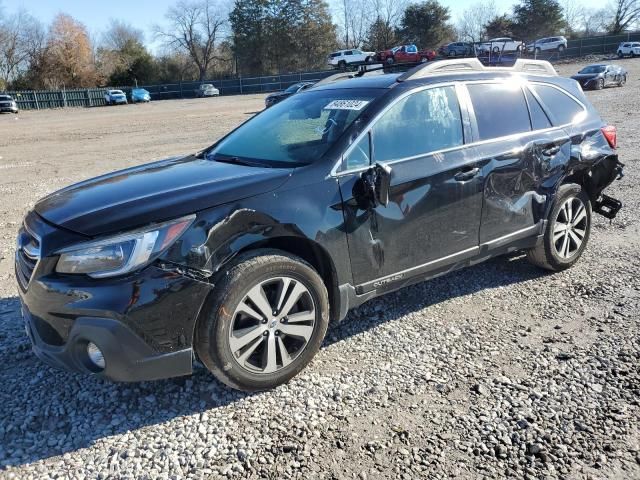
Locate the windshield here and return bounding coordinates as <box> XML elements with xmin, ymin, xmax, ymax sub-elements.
<box><xmin>111</xmin><ymin>90</ymin><xmax>124</xmax><ymax>95</ymax></box>
<box><xmin>207</xmin><ymin>89</ymin><xmax>379</xmax><ymax>167</ymax></box>
<box><xmin>0</xmin><ymin>95</ymin><xmax>12</xmax><ymax>101</ymax></box>
<box><xmin>579</xmin><ymin>65</ymin><xmax>606</xmax><ymax>74</ymax></box>
<box><xmin>133</xmin><ymin>89</ymin><xmax>148</xmax><ymax>94</ymax></box>
<box><xmin>284</xmin><ymin>83</ymin><xmax>302</xmax><ymax>93</ymax></box>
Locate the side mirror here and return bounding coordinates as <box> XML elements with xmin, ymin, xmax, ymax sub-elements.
<box><xmin>361</xmin><ymin>162</ymin><xmax>392</xmax><ymax>207</ymax></box>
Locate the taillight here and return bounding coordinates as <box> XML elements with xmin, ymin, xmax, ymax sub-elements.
<box><xmin>601</xmin><ymin>125</ymin><xmax>617</xmax><ymax>149</ymax></box>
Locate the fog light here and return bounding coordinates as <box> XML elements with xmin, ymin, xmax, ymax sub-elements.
<box><xmin>87</xmin><ymin>342</ymin><xmax>105</xmax><ymax>369</ymax></box>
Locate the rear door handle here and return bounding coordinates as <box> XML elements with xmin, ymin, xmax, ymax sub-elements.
<box><xmin>454</xmin><ymin>167</ymin><xmax>480</xmax><ymax>181</ymax></box>
<box><xmin>542</xmin><ymin>145</ymin><xmax>561</xmax><ymax>156</ymax></box>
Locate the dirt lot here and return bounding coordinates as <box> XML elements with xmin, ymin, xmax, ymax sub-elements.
<box><xmin>0</xmin><ymin>59</ymin><xmax>639</xmax><ymax>479</ymax></box>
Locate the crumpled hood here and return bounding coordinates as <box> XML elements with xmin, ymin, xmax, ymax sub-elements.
<box><xmin>35</xmin><ymin>155</ymin><xmax>293</xmax><ymax>236</ymax></box>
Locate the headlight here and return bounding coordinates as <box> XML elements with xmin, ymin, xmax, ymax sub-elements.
<box><xmin>56</xmin><ymin>215</ymin><xmax>194</xmax><ymax>278</ymax></box>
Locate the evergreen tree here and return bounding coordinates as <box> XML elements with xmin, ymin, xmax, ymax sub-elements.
<box><xmin>397</xmin><ymin>1</ymin><xmax>455</xmax><ymax>49</ymax></box>
<box><xmin>512</xmin><ymin>0</ymin><xmax>566</xmax><ymax>40</ymax></box>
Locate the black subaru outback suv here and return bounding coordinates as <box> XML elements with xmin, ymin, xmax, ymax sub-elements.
<box><xmin>17</xmin><ymin>59</ymin><xmax>623</xmax><ymax>391</ymax></box>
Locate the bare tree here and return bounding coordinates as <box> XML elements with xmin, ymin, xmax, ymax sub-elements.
<box><xmin>337</xmin><ymin>0</ymin><xmax>406</xmax><ymax>49</ymax></box>
<box><xmin>608</xmin><ymin>0</ymin><xmax>640</xmax><ymax>34</ymax></box>
<box><xmin>0</xmin><ymin>9</ymin><xmax>45</xmax><ymax>88</ymax></box>
<box><xmin>582</xmin><ymin>8</ymin><xmax>611</xmax><ymax>35</ymax></box>
<box><xmin>156</xmin><ymin>0</ymin><xmax>228</xmax><ymax>80</ymax></box>
<box><xmin>102</xmin><ymin>19</ymin><xmax>144</xmax><ymax>52</ymax></box>
<box><xmin>456</xmin><ymin>0</ymin><xmax>498</xmax><ymax>43</ymax></box>
<box><xmin>561</xmin><ymin>0</ymin><xmax>585</xmax><ymax>35</ymax></box>
<box><xmin>338</xmin><ymin>0</ymin><xmax>373</xmax><ymax>48</ymax></box>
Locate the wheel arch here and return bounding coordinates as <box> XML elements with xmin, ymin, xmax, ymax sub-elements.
<box><xmin>194</xmin><ymin>234</ymin><xmax>341</xmax><ymax>333</ymax></box>
<box><xmin>560</xmin><ymin>155</ymin><xmax>621</xmax><ymax>204</ymax></box>
<box><xmin>236</xmin><ymin>236</ymin><xmax>341</xmax><ymax>323</ymax></box>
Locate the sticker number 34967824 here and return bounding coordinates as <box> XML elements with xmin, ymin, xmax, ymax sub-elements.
<box><xmin>324</xmin><ymin>99</ymin><xmax>370</xmax><ymax>111</ymax></box>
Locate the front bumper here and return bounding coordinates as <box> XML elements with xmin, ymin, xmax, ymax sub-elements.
<box><xmin>17</xmin><ymin>250</ymin><xmax>212</xmax><ymax>381</ymax></box>
<box><xmin>574</xmin><ymin>77</ymin><xmax>599</xmax><ymax>89</ymax></box>
<box><xmin>23</xmin><ymin>308</ymin><xmax>193</xmax><ymax>381</ymax></box>
<box><xmin>0</xmin><ymin>106</ymin><xmax>18</xmax><ymax>113</ymax></box>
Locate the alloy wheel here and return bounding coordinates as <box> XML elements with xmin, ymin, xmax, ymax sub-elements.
<box><xmin>553</xmin><ymin>197</ymin><xmax>587</xmax><ymax>259</ymax></box>
<box><xmin>228</xmin><ymin>276</ymin><xmax>316</xmax><ymax>374</ymax></box>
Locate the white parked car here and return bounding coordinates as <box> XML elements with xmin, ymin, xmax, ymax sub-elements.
<box><xmin>527</xmin><ymin>36</ymin><xmax>568</xmax><ymax>54</ymax></box>
<box><xmin>617</xmin><ymin>42</ymin><xmax>640</xmax><ymax>58</ymax></box>
<box><xmin>478</xmin><ymin>37</ymin><xmax>525</xmax><ymax>54</ymax></box>
<box><xmin>327</xmin><ymin>49</ymin><xmax>375</xmax><ymax>69</ymax></box>
<box><xmin>104</xmin><ymin>89</ymin><xmax>127</xmax><ymax>105</ymax></box>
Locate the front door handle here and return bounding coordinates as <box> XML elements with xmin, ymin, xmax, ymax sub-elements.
<box><xmin>542</xmin><ymin>145</ymin><xmax>561</xmax><ymax>156</ymax></box>
<box><xmin>454</xmin><ymin>167</ymin><xmax>480</xmax><ymax>181</ymax></box>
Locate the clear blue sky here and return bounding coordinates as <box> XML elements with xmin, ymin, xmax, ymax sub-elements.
<box><xmin>2</xmin><ymin>0</ymin><xmax>603</xmax><ymax>49</ymax></box>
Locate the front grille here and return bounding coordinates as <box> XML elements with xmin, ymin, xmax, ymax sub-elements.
<box><xmin>15</xmin><ymin>225</ymin><xmax>41</xmax><ymax>290</ymax></box>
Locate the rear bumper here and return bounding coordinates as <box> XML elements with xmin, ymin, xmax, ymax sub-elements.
<box><xmin>23</xmin><ymin>308</ymin><xmax>193</xmax><ymax>381</ymax></box>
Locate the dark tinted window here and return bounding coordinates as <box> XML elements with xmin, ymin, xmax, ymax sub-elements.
<box><xmin>525</xmin><ymin>88</ymin><xmax>551</xmax><ymax>130</ymax></box>
<box><xmin>530</xmin><ymin>84</ymin><xmax>584</xmax><ymax>125</ymax></box>
<box><xmin>372</xmin><ymin>86</ymin><xmax>463</xmax><ymax>162</ymax></box>
<box><xmin>467</xmin><ymin>83</ymin><xmax>531</xmax><ymax>140</ymax></box>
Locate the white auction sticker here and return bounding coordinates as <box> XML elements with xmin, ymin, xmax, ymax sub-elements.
<box><xmin>324</xmin><ymin>99</ymin><xmax>369</xmax><ymax>111</ymax></box>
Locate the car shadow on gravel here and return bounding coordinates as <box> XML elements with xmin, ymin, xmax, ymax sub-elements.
<box><xmin>0</xmin><ymin>253</ymin><xmax>548</xmax><ymax>468</ymax></box>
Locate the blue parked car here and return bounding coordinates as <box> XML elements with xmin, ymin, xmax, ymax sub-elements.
<box><xmin>104</xmin><ymin>89</ymin><xmax>127</xmax><ymax>105</ymax></box>
<box><xmin>130</xmin><ymin>88</ymin><xmax>151</xmax><ymax>103</ymax></box>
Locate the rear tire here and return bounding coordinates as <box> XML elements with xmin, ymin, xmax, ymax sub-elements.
<box><xmin>618</xmin><ymin>50</ymin><xmax>624</xmax><ymax>58</ymax></box>
<box><xmin>338</xmin><ymin>60</ymin><xmax>346</xmax><ymax>71</ymax></box>
<box><xmin>526</xmin><ymin>184</ymin><xmax>591</xmax><ymax>272</ymax></box>
<box><xmin>195</xmin><ymin>249</ymin><xmax>329</xmax><ymax>392</ymax></box>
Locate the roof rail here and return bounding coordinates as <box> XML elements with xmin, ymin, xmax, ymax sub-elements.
<box><xmin>397</xmin><ymin>58</ymin><xmax>557</xmax><ymax>81</ymax></box>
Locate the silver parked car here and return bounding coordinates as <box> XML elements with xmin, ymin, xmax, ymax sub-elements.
<box><xmin>196</xmin><ymin>84</ymin><xmax>220</xmax><ymax>97</ymax></box>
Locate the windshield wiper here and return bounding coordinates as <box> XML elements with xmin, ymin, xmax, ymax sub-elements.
<box><xmin>212</xmin><ymin>155</ymin><xmax>267</xmax><ymax>167</ymax></box>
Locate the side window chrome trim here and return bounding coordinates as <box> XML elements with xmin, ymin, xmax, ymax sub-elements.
<box><xmin>527</xmin><ymin>81</ymin><xmax>588</xmax><ymax>129</ymax></box>
<box><xmin>331</xmin><ymin>82</ymin><xmax>464</xmax><ymax>177</ymax></box>
<box><xmin>331</xmin><ymin>78</ymin><xmax>586</xmax><ymax>178</ymax></box>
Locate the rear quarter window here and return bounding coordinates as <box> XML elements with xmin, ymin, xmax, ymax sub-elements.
<box><xmin>525</xmin><ymin>88</ymin><xmax>552</xmax><ymax>130</ymax></box>
<box><xmin>530</xmin><ymin>84</ymin><xmax>585</xmax><ymax>126</ymax></box>
<box><xmin>467</xmin><ymin>83</ymin><xmax>531</xmax><ymax>140</ymax></box>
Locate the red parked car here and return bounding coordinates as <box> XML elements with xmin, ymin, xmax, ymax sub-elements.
<box><xmin>376</xmin><ymin>44</ymin><xmax>437</xmax><ymax>64</ymax></box>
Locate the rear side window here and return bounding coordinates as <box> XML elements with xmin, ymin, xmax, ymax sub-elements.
<box><xmin>467</xmin><ymin>83</ymin><xmax>531</xmax><ymax>140</ymax></box>
<box><xmin>372</xmin><ymin>86</ymin><xmax>463</xmax><ymax>162</ymax></box>
<box><xmin>530</xmin><ymin>84</ymin><xmax>584</xmax><ymax>126</ymax></box>
<box><xmin>525</xmin><ymin>88</ymin><xmax>552</xmax><ymax>130</ymax></box>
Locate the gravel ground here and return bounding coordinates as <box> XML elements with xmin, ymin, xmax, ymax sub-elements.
<box><xmin>1</xmin><ymin>59</ymin><xmax>639</xmax><ymax>479</ymax></box>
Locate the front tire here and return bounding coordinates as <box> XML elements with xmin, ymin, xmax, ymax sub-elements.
<box><xmin>596</xmin><ymin>78</ymin><xmax>605</xmax><ymax>90</ymax></box>
<box><xmin>526</xmin><ymin>184</ymin><xmax>591</xmax><ymax>271</ymax></box>
<box><xmin>195</xmin><ymin>249</ymin><xmax>329</xmax><ymax>392</ymax></box>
